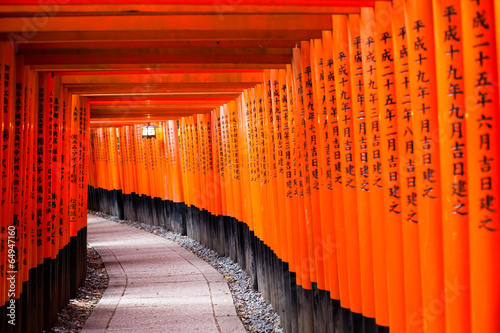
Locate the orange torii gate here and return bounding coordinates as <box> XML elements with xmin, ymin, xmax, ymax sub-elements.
<box><xmin>1</xmin><ymin>1</ymin><xmax>500</xmax><ymax>333</ymax></box>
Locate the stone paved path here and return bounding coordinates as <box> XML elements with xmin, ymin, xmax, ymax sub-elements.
<box><xmin>82</xmin><ymin>215</ymin><xmax>245</xmax><ymax>333</ymax></box>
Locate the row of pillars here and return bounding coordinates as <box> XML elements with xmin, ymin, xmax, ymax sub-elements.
<box><xmin>0</xmin><ymin>41</ymin><xmax>89</xmax><ymax>332</ymax></box>
<box><xmin>88</xmin><ymin>1</ymin><xmax>500</xmax><ymax>332</ymax></box>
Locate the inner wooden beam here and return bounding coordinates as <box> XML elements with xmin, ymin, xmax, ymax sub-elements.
<box><xmin>29</xmin><ymin>63</ymin><xmax>287</xmax><ymax>71</ymax></box>
<box><xmin>91</xmin><ymin>104</ymin><xmax>224</xmax><ymax>112</ymax></box>
<box><xmin>65</xmin><ymin>83</ymin><xmax>259</xmax><ymax>94</ymax></box>
<box><xmin>0</xmin><ymin>14</ymin><xmax>333</xmax><ymax>32</ymax></box>
<box><xmin>1</xmin><ymin>30</ymin><xmax>323</xmax><ymax>43</ymax></box>
<box><xmin>90</xmin><ymin>111</ymin><xmax>213</xmax><ymax>119</ymax></box>
<box><xmin>20</xmin><ymin>47</ymin><xmax>291</xmax><ymax>56</ymax></box>
<box><xmin>17</xmin><ymin>40</ymin><xmax>299</xmax><ymax>50</ymax></box>
<box><xmin>25</xmin><ymin>53</ymin><xmax>291</xmax><ymax>66</ymax></box>
<box><xmin>89</xmin><ymin>97</ymin><xmax>233</xmax><ymax>104</ymax></box>
<box><xmin>0</xmin><ymin>3</ymin><xmax>367</xmax><ymax>16</ymax></box>
<box><xmin>86</xmin><ymin>93</ymin><xmax>241</xmax><ymax>100</ymax></box>
<box><xmin>90</xmin><ymin>118</ymin><xmax>183</xmax><ymax>127</ymax></box>
<box><xmin>61</xmin><ymin>72</ymin><xmax>264</xmax><ymax>84</ymax></box>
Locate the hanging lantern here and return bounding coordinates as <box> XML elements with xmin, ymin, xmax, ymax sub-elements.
<box><xmin>138</xmin><ymin>123</ymin><xmax>159</xmax><ymax>139</ymax></box>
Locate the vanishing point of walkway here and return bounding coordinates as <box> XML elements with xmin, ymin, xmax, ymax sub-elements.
<box><xmin>82</xmin><ymin>215</ymin><xmax>246</xmax><ymax>333</ymax></box>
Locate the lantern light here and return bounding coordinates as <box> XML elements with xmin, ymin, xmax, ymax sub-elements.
<box><xmin>138</xmin><ymin>123</ymin><xmax>159</xmax><ymax>139</ymax></box>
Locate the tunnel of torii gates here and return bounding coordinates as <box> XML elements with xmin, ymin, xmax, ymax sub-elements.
<box><xmin>0</xmin><ymin>0</ymin><xmax>499</xmax><ymax>332</ymax></box>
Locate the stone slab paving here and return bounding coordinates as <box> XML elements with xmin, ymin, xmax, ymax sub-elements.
<box><xmin>82</xmin><ymin>215</ymin><xmax>246</xmax><ymax>333</ymax></box>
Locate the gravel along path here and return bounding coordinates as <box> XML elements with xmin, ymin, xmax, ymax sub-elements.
<box><xmin>88</xmin><ymin>210</ymin><xmax>284</xmax><ymax>333</ymax></box>
<box><xmin>45</xmin><ymin>244</ymin><xmax>109</xmax><ymax>333</ymax></box>
<box><xmin>48</xmin><ymin>211</ymin><xmax>283</xmax><ymax>332</ymax></box>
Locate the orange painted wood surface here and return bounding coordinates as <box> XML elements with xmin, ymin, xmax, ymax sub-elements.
<box><xmin>3</xmin><ymin>2</ymin><xmax>500</xmax><ymax>331</ymax></box>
